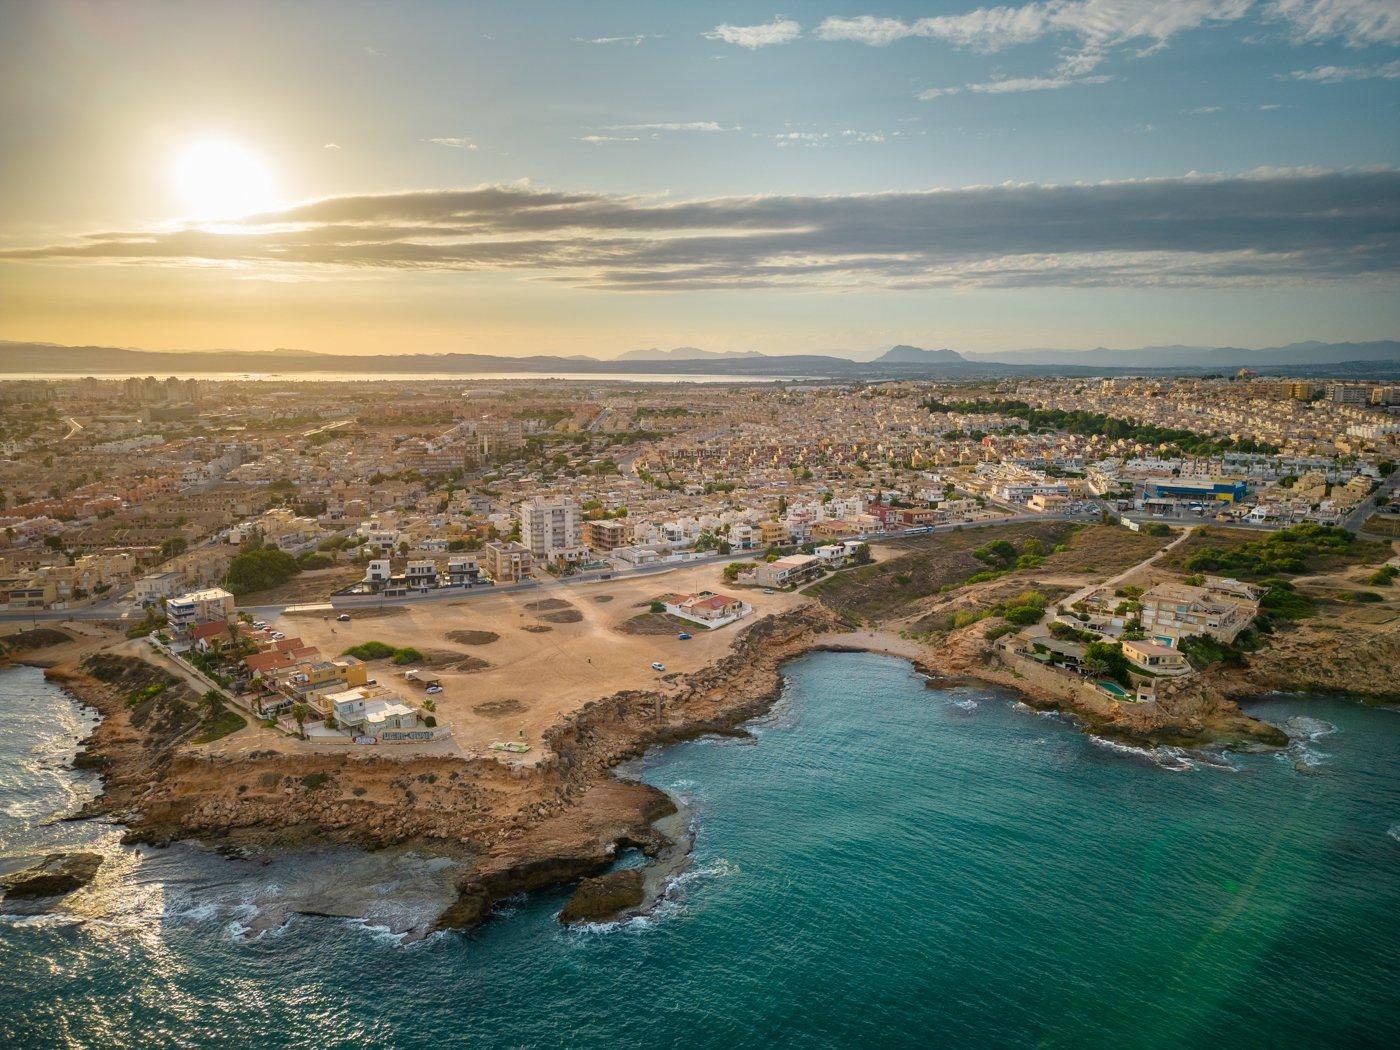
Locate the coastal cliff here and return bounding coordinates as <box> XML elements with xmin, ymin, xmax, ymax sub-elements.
<box><xmin>41</xmin><ymin>606</ymin><xmax>845</xmax><ymax>927</ymax></box>
<box><xmin>35</xmin><ymin>591</ymin><xmax>1391</xmax><ymax>930</ymax></box>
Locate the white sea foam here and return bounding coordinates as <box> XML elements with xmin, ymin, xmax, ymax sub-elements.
<box><xmin>1388</xmin><ymin>824</ymin><xmax>1400</xmax><ymax>845</ymax></box>
<box><xmin>1088</xmin><ymin>735</ymin><xmax>1196</xmax><ymax>772</ymax></box>
<box><xmin>1278</xmin><ymin>742</ymin><xmax>1330</xmax><ymax>774</ymax></box>
<box><xmin>1284</xmin><ymin>716</ymin><xmax>1338</xmax><ymax>742</ymax></box>
<box><xmin>0</xmin><ymin>912</ymin><xmax>85</xmax><ymax>930</ymax></box>
<box><xmin>951</xmin><ymin>698</ymin><xmax>979</xmax><ymax>712</ymax></box>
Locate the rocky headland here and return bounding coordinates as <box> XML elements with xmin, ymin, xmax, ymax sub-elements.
<box><xmin>26</xmin><ymin>585</ymin><xmax>1398</xmax><ymax>930</ymax></box>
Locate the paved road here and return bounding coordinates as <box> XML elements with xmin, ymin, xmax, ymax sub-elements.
<box><xmin>4</xmin><ymin>510</ymin><xmax>1102</xmax><ymax>623</ymax></box>
<box><xmin>1345</xmin><ymin>472</ymin><xmax>1399</xmax><ymax>534</ymax></box>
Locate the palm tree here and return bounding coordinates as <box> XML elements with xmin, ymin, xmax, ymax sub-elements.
<box><xmin>290</xmin><ymin>702</ymin><xmax>310</xmax><ymax>740</ymax></box>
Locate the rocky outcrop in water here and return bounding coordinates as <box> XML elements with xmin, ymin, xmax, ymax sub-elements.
<box><xmin>559</xmin><ymin>869</ymin><xmax>645</xmax><ymax>924</ymax></box>
<box><xmin>1</xmin><ymin>852</ymin><xmax>103</xmax><ymax>899</ymax></box>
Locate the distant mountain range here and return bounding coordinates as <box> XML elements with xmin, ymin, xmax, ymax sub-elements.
<box><xmin>875</xmin><ymin>345</ymin><xmax>966</xmax><ymax>365</ymax></box>
<box><xmin>0</xmin><ymin>339</ymin><xmax>1395</xmax><ymax>379</ymax></box>
<box><xmin>960</xmin><ymin>340</ymin><xmax>1400</xmax><ymax>367</ymax></box>
<box><xmin>615</xmin><ymin>346</ymin><xmax>768</xmax><ymax>362</ymax></box>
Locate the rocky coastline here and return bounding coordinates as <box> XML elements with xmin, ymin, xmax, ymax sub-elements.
<box><xmin>21</xmin><ymin>598</ymin><xmax>1394</xmax><ymax>930</ymax></box>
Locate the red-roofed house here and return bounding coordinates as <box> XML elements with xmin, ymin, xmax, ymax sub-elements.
<box><xmin>666</xmin><ymin>591</ymin><xmax>749</xmax><ymax>627</ymax></box>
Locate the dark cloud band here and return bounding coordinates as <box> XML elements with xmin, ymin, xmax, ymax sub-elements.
<box><xmin>5</xmin><ymin>169</ymin><xmax>1397</xmax><ymax>290</ymax></box>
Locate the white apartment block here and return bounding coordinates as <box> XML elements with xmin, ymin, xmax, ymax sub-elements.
<box><xmin>519</xmin><ymin>497</ymin><xmax>586</xmax><ymax>565</ymax></box>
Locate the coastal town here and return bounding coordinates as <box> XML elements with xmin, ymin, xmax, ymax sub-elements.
<box><xmin>2</xmin><ymin>370</ymin><xmax>1398</xmax><ymax>927</ymax></box>
<box><xmin>6</xmin><ymin>1</ymin><xmax>1400</xmax><ymax>1039</ymax></box>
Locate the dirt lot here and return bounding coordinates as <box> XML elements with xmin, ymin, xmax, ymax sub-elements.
<box><xmin>246</xmin><ymin>564</ymin><xmax>365</xmax><ymax>605</ymax></box>
<box><xmin>1035</xmin><ymin>524</ymin><xmax>1173</xmax><ymax>577</ymax></box>
<box><xmin>262</xmin><ymin>563</ymin><xmax>809</xmax><ymax>761</ymax></box>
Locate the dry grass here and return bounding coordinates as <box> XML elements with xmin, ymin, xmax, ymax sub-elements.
<box><xmin>810</xmin><ymin>520</ymin><xmax>1080</xmax><ymax>623</ymax></box>
<box><xmin>1037</xmin><ymin>524</ymin><xmax>1172</xmax><ymax>576</ymax></box>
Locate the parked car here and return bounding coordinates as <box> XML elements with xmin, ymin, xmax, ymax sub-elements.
<box><xmin>425</xmin><ymin>684</ymin><xmax>442</xmax><ymax>695</ymax></box>
<box><xmin>651</xmin><ymin>661</ymin><xmax>666</xmax><ymax>672</ymax></box>
<box><xmin>336</xmin><ymin>613</ymin><xmax>351</xmax><ymax>622</ymax></box>
<box><xmin>677</xmin><ymin>632</ymin><xmax>692</xmax><ymax>641</ymax></box>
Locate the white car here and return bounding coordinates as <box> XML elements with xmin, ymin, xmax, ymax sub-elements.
<box><xmin>336</xmin><ymin>613</ymin><xmax>351</xmax><ymax>622</ymax></box>
<box><xmin>651</xmin><ymin>661</ymin><xmax>666</xmax><ymax>672</ymax></box>
<box><xmin>425</xmin><ymin>684</ymin><xmax>442</xmax><ymax>695</ymax></box>
<box><xmin>270</xmin><ymin>631</ymin><xmax>285</xmax><ymax>640</ymax></box>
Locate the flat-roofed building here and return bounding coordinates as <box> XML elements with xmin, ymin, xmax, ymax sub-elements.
<box><xmin>166</xmin><ymin>587</ymin><xmax>235</xmax><ymax>634</ymax></box>
<box><xmin>584</xmin><ymin>519</ymin><xmax>628</xmax><ymax>553</ymax></box>
<box><xmin>483</xmin><ymin>541</ymin><xmax>533</xmax><ymax>583</ymax></box>
<box><xmin>748</xmin><ymin>554</ymin><xmax>821</xmax><ymax>589</ymax></box>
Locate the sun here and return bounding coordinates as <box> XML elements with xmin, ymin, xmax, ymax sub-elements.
<box><xmin>171</xmin><ymin>138</ymin><xmax>276</xmax><ymax>220</ymax></box>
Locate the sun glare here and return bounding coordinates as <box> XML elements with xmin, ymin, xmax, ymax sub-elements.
<box><xmin>171</xmin><ymin>139</ymin><xmax>276</xmax><ymax>220</ymax></box>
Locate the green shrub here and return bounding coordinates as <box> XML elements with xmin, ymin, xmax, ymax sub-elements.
<box><xmin>1182</xmin><ymin>523</ymin><xmax>1355</xmax><ymax>578</ymax></box>
<box><xmin>391</xmin><ymin>646</ymin><xmax>424</xmax><ymax>665</ymax></box>
<box><xmin>1003</xmin><ymin>605</ymin><xmax>1043</xmax><ymax>626</ymax></box>
<box><xmin>223</xmin><ymin>547</ymin><xmax>302</xmax><ymax>595</ymax></box>
<box><xmin>1083</xmin><ymin>641</ymin><xmax>1132</xmax><ymax>686</ymax></box>
<box><xmin>1049</xmin><ymin>622</ymin><xmax>1098</xmax><ymax>643</ymax></box>
<box><xmin>342</xmin><ymin>640</ymin><xmax>396</xmax><ymax>660</ymax></box>
<box><xmin>1259</xmin><ymin>581</ymin><xmax>1316</xmax><ymax>620</ymax></box>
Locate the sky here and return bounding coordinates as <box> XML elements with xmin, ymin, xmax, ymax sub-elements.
<box><xmin>1</xmin><ymin>0</ymin><xmax>1397</xmax><ymax>359</ymax></box>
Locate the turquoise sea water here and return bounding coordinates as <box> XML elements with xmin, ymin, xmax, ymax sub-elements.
<box><xmin>1</xmin><ymin>654</ymin><xmax>1397</xmax><ymax>1048</ymax></box>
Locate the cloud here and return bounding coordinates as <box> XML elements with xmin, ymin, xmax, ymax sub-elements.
<box><xmin>813</xmin><ymin>2</ymin><xmax>1400</xmax><ymax>58</ymax></box>
<box><xmin>705</xmin><ymin>16</ymin><xmax>802</xmax><ymax>49</ymax></box>
<box><xmin>1264</xmin><ymin>0</ymin><xmax>1400</xmax><ymax>47</ymax></box>
<box><xmin>1188</xmin><ymin>105</ymin><xmax>1225</xmax><ymax>113</ymax></box>
<box><xmin>579</xmin><ymin>135</ymin><xmax>641</xmax><ymax>144</ymax></box>
<box><xmin>425</xmin><ymin>137</ymin><xmax>478</xmax><ymax>149</ymax></box>
<box><xmin>603</xmin><ymin>121</ymin><xmax>731</xmax><ymax>132</ymax></box>
<box><xmin>6</xmin><ymin>170</ymin><xmax>1397</xmax><ymax>292</ymax></box>
<box><xmin>577</xmin><ymin>34</ymin><xmax>656</xmax><ymax>46</ymax></box>
<box><xmin>323</xmin><ymin>143</ymin><xmax>342</xmax><ymax>150</ymax></box>
<box><xmin>816</xmin><ymin>2</ymin><xmax>1253</xmax><ymax>54</ymax></box>
<box><xmin>1284</xmin><ymin>58</ymin><xmax>1400</xmax><ymax>82</ymax></box>
<box><xmin>919</xmin><ymin>73</ymin><xmax>1113</xmax><ymax>99</ymax></box>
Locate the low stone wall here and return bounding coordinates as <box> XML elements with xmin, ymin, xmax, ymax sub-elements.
<box><xmin>996</xmin><ymin>644</ymin><xmax>1118</xmax><ymax>716</ymax></box>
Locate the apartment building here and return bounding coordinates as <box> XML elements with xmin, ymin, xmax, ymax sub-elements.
<box><xmin>759</xmin><ymin>520</ymin><xmax>789</xmax><ymax>547</ymax></box>
<box><xmin>134</xmin><ymin>570</ymin><xmax>187</xmax><ymax>605</ymax></box>
<box><xmin>483</xmin><ymin>541</ymin><xmax>533</xmax><ymax>583</ymax></box>
<box><xmin>746</xmin><ymin>554</ymin><xmax>822</xmax><ymax>589</ymax></box>
<box><xmin>583</xmin><ymin>519</ymin><xmax>628</xmax><ymax>553</ymax></box>
<box><xmin>446</xmin><ymin>556</ymin><xmax>481</xmax><ymax>586</ymax></box>
<box><xmin>520</xmin><ymin>497</ymin><xmax>586</xmax><ymax>565</ymax></box>
<box><xmin>466</xmin><ymin>418</ymin><xmax>526</xmax><ymax>465</ymax></box>
<box><xmin>166</xmin><ymin>587</ymin><xmax>235</xmax><ymax>634</ymax></box>
<box><xmin>1139</xmin><ymin>580</ymin><xmax>1259</xmax><ymax>645</ymax></box>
